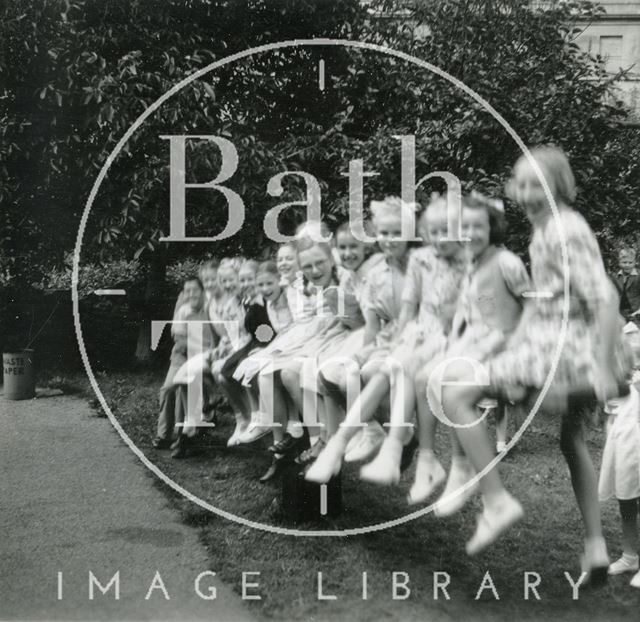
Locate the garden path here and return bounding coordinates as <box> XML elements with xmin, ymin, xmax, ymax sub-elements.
<box><xmin>0</xmin><ymin>392</ymin><xmax>254</xmax><ymax>621</ymax></box>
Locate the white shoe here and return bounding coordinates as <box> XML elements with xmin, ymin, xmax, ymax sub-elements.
<box><xmin>630</xmin><ymin>569</ymin><xmax>640</xmax><ymax>589</ymax></box>
<box><xmin>359</xmin><ymin>437</ymin><xmax>402</xmax><ymax>486</ymax></box>
<box><xmin>345</xmin><ymin>423</ymin><xmax>385</xmax><ymax>463</ymax></box>
<box><xmin>227</xmin><ymin>420</ymin><xmax>248</xmax><ymax>447</ymax></box>
<box><xmin>433</xmin><ymin>457</ymin><xmax>478</xmax><ymax>517</ymax></box>
<box><xmin>496</xmin><ymin>441</ymin><xmax>507</xmax><ymax>454</ymax></box>
<box><xmin>609</xmin><ymin>553</ymin><xmax>639</xmax><ymax>575</ymax></box>
<box><xmin>465</xmin><ymin>492</ymin><xmax>524</xmax><ymax>556</ymax></box>
<box><xmin>305</xmin><ymin>436</ymin><xmax>346</xmax><ymax>484</ymax></box>
<box><xmin>407</xmin><ymin>451</ymin><xmax>446</xmax><ymax>505</ymax></box>
<box><xmin>237</xmin><ymin>412</ymin><xmax>272</xmax><ymax>444</ymax></box>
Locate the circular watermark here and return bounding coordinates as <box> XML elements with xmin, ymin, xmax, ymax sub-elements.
<box><xmin>72</xmin><ymin>38</ymin><xmax>569</xmax><ymax>537</ymax></box>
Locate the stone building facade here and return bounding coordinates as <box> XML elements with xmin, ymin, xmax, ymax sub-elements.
<box><xmin>574</xmin><ymin>1</ymin><xmax>640</xmax><ymax>116</ymax></box>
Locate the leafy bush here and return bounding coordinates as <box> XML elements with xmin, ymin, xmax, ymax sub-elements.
<box><xmin>37</xmin><ymin>258</ymin><xmax>142</xmax><ymax>298</ymax></box>
<box><xmin>166</xmin><ymin>258</ymin><xmax>205</xmax><ymax>288</ymax></box>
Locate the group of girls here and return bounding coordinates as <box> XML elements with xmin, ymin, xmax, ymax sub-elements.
<box><xmin>154</xmin><ymin>145</ymin><xmax>637</xmax><ymax>583</ymax></box>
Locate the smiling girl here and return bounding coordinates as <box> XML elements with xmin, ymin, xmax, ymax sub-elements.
<box><xmin>237</xmin><ymin>224</ymin><xmax>345</xmax><ymax>446</ymax></box>
<box><xmin>307</xmin><ymin>195</ymin><xmax>468</xmax><ymax>484</ymax></box>
<box><xmin>408</xmin><ymin>191</ymin><xmax>530</xmax><ymax>508</ymax></box>
<box><xmin>221</xmin><ymin>261</ymin><xmax>294</xmax><ymax>454</ymax></box>
<box><xmin>436</xmin><ymin>147</ymin><xmax>632</xmax><ymax>573</ymax></box>
<box><xmin>276</xmin><ymin>243</ymin><xmax>299</xmax><ymax>286</ymax></box>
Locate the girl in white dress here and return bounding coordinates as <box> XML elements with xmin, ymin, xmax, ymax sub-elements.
<box><xmin>599</xmin><ymin>322</ymin><xmax>640</xmax><ymax>587</ymax></box>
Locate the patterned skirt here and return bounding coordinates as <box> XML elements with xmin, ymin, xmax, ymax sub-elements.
<box><xmin>487</xmin><ymin>314</ymin><xmax>632</xmax><ymax>398</ymax></box>
<box><xmin>235</xmin><ymin>315</ymin><xmax>338</xmax><ymax>385</ymax></box>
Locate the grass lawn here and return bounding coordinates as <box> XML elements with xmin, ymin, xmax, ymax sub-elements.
<box><xmin>49</xmin><ymin>368</ymin><xmax>640</xmax><ymax>621</ymax></box>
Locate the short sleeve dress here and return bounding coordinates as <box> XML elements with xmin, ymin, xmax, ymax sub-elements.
<box><xmin>209</xmin><ymin>295</ymin><xmax>251</xmax><ymax>374</ymax></box>
<box><xmin>598</xmin><ymin>371</ymin><xmax>640</xmax><ymax>501</ymax></box>
<box><xmin>390</xmin><ymin>245</ymin><xmax>468</xmax><ymax>375</ymax></box>
<box><xmin>319</xmin><ymin>257</ymin><xmax>405</xmax><ymax>386</ymax></box>
<box><xmin>487</xmin><ymin>208</ymin><xmax>632</xmax><ymax>396</ymax></box>
<box><xmin>447</xmin><ymin>246</ymin><xmax>531</xmax><ymax>361</ymax></box>
<box><xmin>221</xmin><ymin>290</ymin><xmax>294</xmax><ymax>382</ymax></box>
<box><xmin>238</xmin><ymin>276</ymin><xmax>353</xmax><ymax>384</ymax></box>
<box><xmin>360</xmin><ymin>257</ymin><xmax>406</xmax><ymax>345</ymax></box>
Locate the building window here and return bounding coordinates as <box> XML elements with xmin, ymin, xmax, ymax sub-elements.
<box><xmin>599</xmin><ymin>35</ymin><xmax>623</xmax><ymax>73</ymax></box>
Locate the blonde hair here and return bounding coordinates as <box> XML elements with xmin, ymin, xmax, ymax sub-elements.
<box><xmin>619</xmin><ymin>246</ymin><xmax>637</xmax><ymax>260</ymax></box>
<box><xmin>370</xmin><ymin>196</ymin><xmax>420</xmax><ymax>229</ymax></box>
<box><xmin>294</xmin><ymin>221</ymin><xmax>333</xmax><ymax>257</ymax></box>
<box><xmin>509</xmin><ymin>146</ymin><xmax>577</xmax><ymax>205</ymax></box>
<box><xmin>418</xmin><ymin>192</ymin><xmax>448</xmax><ymax>234</ymax></box>
<box><xmin>277</xmin><ymin>242</ymin><xmax>297</xmax><ymax>255</ymax></box>
<box><xmin>238</xmin><ymin>259</ymin><xmax>259</xmax><ymax>275</ymax></box>
<box><xmin>295</xmin><ymin>233</ymin><xmax>334</xmax><ymax>260</ymax></box>
<box><xmin>217</xmin><ymin>257</ymin><xmax>241</xmax><ymax>281</ymax></box>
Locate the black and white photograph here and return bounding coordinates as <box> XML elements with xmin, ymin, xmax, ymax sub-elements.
<box><xmin>2</xmin><ymin>0</ymin><xmax>640</xmax><ymax>620</ymax></box>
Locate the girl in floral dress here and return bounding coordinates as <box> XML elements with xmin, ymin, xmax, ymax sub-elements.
<box><xmin>310</xmin><ymin>198</ymin><xmax>412</xmax><ymax>469</ymax></box>
<box><xmin>307</xmin><ymin>195</ymin><xmax>468</xmax><ymax>484</ymax></box>
<box><xmin>292</xmin><ymin>221</ymin><xmax>382</xmax><ymax>457</ymax></box>
<box><xmin>436</xmin><ymin>147</ymin><xmax>631</xmax><ymax>575</ymax></box>
<box><xmin>409</xmin><ymin>191</ymin><xmax>530</xmax><ymax>508</ymax></box>
<box><xmin>237</xmin><ymin>224</ymin><xmax>362</xmax><ymax>456</ymax></box>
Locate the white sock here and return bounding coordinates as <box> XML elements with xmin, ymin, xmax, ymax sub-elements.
<box><xmin>417</xmin><ymin>448</ymin><xmax>436</xmax><ymax>461</ymax></box>
<box><xmin>451</xmin><ymin>454</ymin><xmax>470</xmax><ymax>470</ymax></box>
<box><xmin>286</xmin><ymin>419</ymin><xmax>303</xmax><ymax>438</ymax></box>
<box><xmin>384</xmin><ymin>437</ymin><xmax>404</xmax><ymax>462</ymax></box>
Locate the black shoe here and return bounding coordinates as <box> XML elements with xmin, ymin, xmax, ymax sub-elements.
<box><xmin>268</xmin><ymin>433</ymin><xmax>291</xmax><ymax>453</ymax></box>
<box><xmin>152</xmin><ymin>437</ymin><xmax>172</xmax><ymax>450</ymax></box>
<box><xmin>259</xmin><ymin>456</ymin><xmax>284</xmax><ymax>483</ymax></box>
<box><xmin>295</xmin><ymin>438</ymin><xmax>326</xmax><ymax>466</ymax></box>
<box><xmin>400</xmin><ymin>435</ymin><xmax>419</xmax><ymax>473</ymax></box>
<box><xmin>171</xmin><ymin>436</ymin><xmax>189</xmax><ymax>459</ymax></box>
<box><xmin>268</xmin><ymin>433</ymin><xmax>305</xmax><ymax>455</ymax></box>
<box><xmin>201</xmin><ymin>404</ymin><xmax>217</xmax><ymax>425</ymax></box>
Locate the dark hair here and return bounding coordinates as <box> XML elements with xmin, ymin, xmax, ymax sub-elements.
<box><xmin>200</xmin><ymin>259</ymin><xmax>220</xmax><ymax>273</ymax></box>
<box><xmin>463</xmin><ymin>192</ymin><xmax>507</xmax><ymax>246</ymax></box>
<box><xmin>184</xmin><ymin>275</ymin><xmax>204</xmax><ymax>290</ymax></box>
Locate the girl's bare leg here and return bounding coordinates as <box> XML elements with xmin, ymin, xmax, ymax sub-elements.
<box><xmin>324</xmin><ymin>394</ymin><xmax>344</xmax><ymax>437</ymax></box>
<box><xmin>442</xmin><ymin>379</ymin><xmax>522</xmax><ymax>555</ymax></box>
<box><xmin>246</xmin><ymin>385</ymin><xmax>260</xmax><ymax>414</ymax></box>
<box><xmin>306</xmin><ymin>371</ymin><xmax>391</xmax><ymax>482</ymax></box>
<box><xmin>280</xmin><ymin>368</ymin><xmax>303</xmax><ymax>412</ymax></box>
<box><xmin>219</xmin><ymin>376</ymin><xmax>250</xmax><ymax>423</ymax></box>
<box><xmin>407</xmin><ymin>366</ymin><xmax>447</xmax><ymax>504</ymax></box>
<box><xmin>442</xmin><ymin>384</ymin><xmax>503</xmax><ymax>497</ymax></box>
<box><xmin>219</xmin><ymin>375</ymin><xmax>251</xmax><ymax>445</ymax></box>
<box><xmin>559</xmin><ymin>393</ymin><xmax>609</xmax><ymax>576</ymax></box>
<box><xmin>257</xmin><ymin>372</ymin><xmax>286</xmax><ymax>444</ymax></box>
<box><xmin>495</xmin><ymin>402</ymin><xmax>508</xmax><ymax>451</ymax></box>
<box><xmin>360</xmin><ymin>366</ymin><xmax>416</xmax><ymax>485</ymax></box>
<box><xmin>559</xmin><ymin>401</ymin><xmax>603</xmax><ymax>540</ymax></box>
<box><xmin>619</xmin><ymin>499</ymin><xmax>639</xmax><ymax>558</ymax></box>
